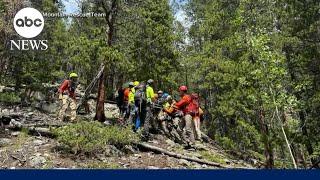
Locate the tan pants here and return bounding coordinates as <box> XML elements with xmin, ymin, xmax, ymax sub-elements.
<box><xmin>193</xmin><ymin>116</ymin><xmax>201</xmax><ymax>140</ymax></box>
<box><xmin>58</xmin><ymin>95</ymin><xmax>77</xmax><ymax>121</ymax></box>
<box><xmin>182</xmin><ymin>114</ymin><xmax>195</xmax><ymax>144</ymax></box>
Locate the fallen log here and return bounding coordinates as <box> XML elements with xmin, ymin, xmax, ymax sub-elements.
<box><xmin>137</xmin><ymin>142</ymin><xmax>227</xmax><ymax>168</ymax></box>
<box><xmin>8</xmin><ymin>123</ymin><xmax>55</xmax><ymax>138</ymax></box>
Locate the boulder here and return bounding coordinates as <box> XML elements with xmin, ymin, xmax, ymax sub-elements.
<box><xmin>105</xmin><ymin>145</ymin><xmax>122</xmax><ymax>157</ymax></box>
<box><xmin>1</xmin><ymin>109</ymin><xmax>10</xmax><ymax>116</ymax></box>
<box><xmin>29</xmin><ymin>155</ymin><xmax>47</xmax><ymax>168</ymax></box>
<box><xmin>104</xmin><ymin>103</ymin><xmax>120</xmax><ymax>119</ymax></box>
<box><xmin>165</xmin><ymin>139</ymin><xmax>176</xmax><ymax>146</ymax></box>
<box><xmin>40</xmin><ymin>102</ymin><xmax>59</xmax><ymax>114</ymax></box>
<box><xmin>178</xmin><ymin>159</ymin><xmax>191</xmax><ymax>167</ymax></box>
<box><xmin>0</xmin><ymin>138</ymin><xmax>12</xmax><ymax>147</ymax></box>
<box><xmin>32</xmin><ymin>91</ymin><xmax>46</xmax><ymax>101</ymax></box>
<box><xmin>0</xmin><ymin>85</ymin><xmax>15</xmax><ymax>93</ymax></box>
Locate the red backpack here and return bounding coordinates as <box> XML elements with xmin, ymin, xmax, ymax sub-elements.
<box><xmin>186</xmin><ymin>93</ymin><xmax>200</xmax><ymax>116</ymax></box>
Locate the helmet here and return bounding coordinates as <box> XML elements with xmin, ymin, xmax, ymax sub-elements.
<box><xmin>162</xmin><ymin>93</ymin><xmax>169</xmax><ymax>98</ymax></box>
<box><xmin>157</xmin><ymin>90</ymin><xmax>163</xmax><ymax>94</ymax></box>
<box><xmin>166</xmin><ymin>95</ymin><xmax>172</xmax><ymax>101</ymax></box>
<box><xmin>134</xmin><ymin>81</ymin><xmax>140</xmax><ymax>86</ymax></box>
<box><xmin>179</xmin><ymin>85</ymin><xmax>187</xmax><ymax>92</ymax></box>
<box><xmin>129</xmin><ymin>82</ymin><xmax>134</xmax><ymax>87</ymax></box>
<box><xmin>69</xmin><ymin>73</ymin><xmax>78</xmax><ymax>78</ymax></box>
<box><xmin>147</xmin><ymin>79</ymin><xmax>154</xmax><ymax>84</ymax></box>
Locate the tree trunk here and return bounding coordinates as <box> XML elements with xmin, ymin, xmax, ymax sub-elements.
<box><xmin>299</xmin><ymin>111</ymin><xmax>319</xmax><ymax>168</ymax></box>
<box><xmin>95</xmin><ymin>0</ymin><xmax>117</xmax><ymax>122</ymax></box>
<box><xmin>259</xmin><ymin>108</ymin><xmax>274</xmax><ymax>168</ymax></box>
<box><xmin>95</xmin><ymin>68</ymin><xmax>106</xmax><ymax>122</ymax></box>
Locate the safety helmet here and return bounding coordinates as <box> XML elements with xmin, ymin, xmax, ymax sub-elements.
<box><xmin>166</xmin><ymin>95</ymin><xmax>172</xmax><ymax>101</ymax></box>
<box><xmin>69</xmin><ymin>72</ymin><xmax>78</xmax><ymax>78</ymax></box>
<box><xmin>129</xmin><ymin>82</ymin><xmax>134</xmax><ymax>87</ymax></box>
<box><xmin>134</xmin><ymin>81</ymin><xmax>140</xmax><ymax>86</ymax></box>
<box><xmin>147</xmin><ymin>79</ymin><xmax>154</xmax><ymax>84</ymax></box>
<box><xmin>179</xmin><ymin>85</ymin><xmax>188</xmax><ymax>92</ymax></box>
<box><xmin>157</xmin><ymin>90</ymin><xmax>163</xmax><ymax>94</ymax></box>
<box><xmin>162</xmin><ymin>93</ymin><xmax>169</xmax><ymax>98</ymax></box>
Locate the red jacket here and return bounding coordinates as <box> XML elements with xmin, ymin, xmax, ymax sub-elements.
<box><xmin>58</xmin><ymin>80</ymin><xmax>76</xmax><ymax>98</ymax></box>
<box><xmin>123</xmin><ymin>88</ymin><xmax>130</xmax><ymax>101</ymax></box>
<box><xmin>175</xmin><ymin>94</ymin><xmax>191</xmax><ymax>114</ymax></box>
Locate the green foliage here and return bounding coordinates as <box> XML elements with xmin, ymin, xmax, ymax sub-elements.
<box><xmin>185</xmin><ymin>0</ymin><xmax>320</xmax><ymax>168</ymax></box>
<box><xmin>54</xmin><ymin>121</ymin><xmax>139</xmax><ymax>155</ymax></box>
<box><xmin>199</xmin><ymin>151</ymin><xmax>227</xmax><ymax>165</ymax></box>
<box><xmin>233</xmin><ymin>120</ymin><xmax>264</xmax><ymax>152</ymax></box>
<box><xmin>0</xmin><ymin>92</ymin><xmax>21</xmax><ymax>104</ymax></box>
<box><xmin>215</xmin><ymin>136</ymin><xmax>236</xmax><ymax>151</ymax></box>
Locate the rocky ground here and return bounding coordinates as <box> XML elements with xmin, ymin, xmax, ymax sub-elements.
<box><xmin>0</xmin><ymin>104</ymin><xmax>256</xmax><ymax>169</ymax></box>
<box><xmin>0</xmin><ymin>84</ymin><xmax>257</xmax><ymax>169</ymax></box>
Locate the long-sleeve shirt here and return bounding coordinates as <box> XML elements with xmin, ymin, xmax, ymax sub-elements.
<box><xmin>124</xmin><ymin>88</ymin><xmax>130</xmax><ymax>102</ymax></box>
<box><xmin>146</xmin><ymin>85</ymin><xmax>155</xmax><ymax>103</ymax></box>
<box><xmin>128</xmin><ymin>87</ymin><xmax>135</xmax><ymax>104</ymax></box>
<box><xmin>175</xmin><ymin>94</ymin><xmax>191</xmax><ymax>114</ymax></box>
<box><xmin>58</xmin><ymin>80</ymin><xmax>75</xmax><ymax>98</ymax></box>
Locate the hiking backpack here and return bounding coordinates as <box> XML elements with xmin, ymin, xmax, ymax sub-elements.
<box><xmin>186</xmin><ymin>93</ymin><xmax>200</xmax><ymax>116</ymax></box>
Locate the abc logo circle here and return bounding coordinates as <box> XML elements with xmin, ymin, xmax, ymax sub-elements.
<box><xmin>13</xmin><ymin>8</ymin><xmax>44</xmax><ymax>38</ymax></box>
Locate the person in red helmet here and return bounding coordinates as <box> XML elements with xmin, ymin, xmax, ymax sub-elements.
<box><xmin>174</xmin><ymin>85</ymin><xmax>195</xmax><ymax>147</ymax></box>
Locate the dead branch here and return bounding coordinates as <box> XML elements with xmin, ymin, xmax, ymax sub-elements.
<box><xmin>137</xmin><ymin>142</ymin><xmax>227</xmax><ymax>168</ymax></box>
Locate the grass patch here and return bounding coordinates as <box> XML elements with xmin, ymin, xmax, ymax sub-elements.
<box><xmin>53</xmin><ymin>121</ymin><xmax>139</xmax><ymax>155</ymax></box>
<box><xmin>0</xmin><ymin>92</ymin><xmax>21</xmax><ymax>104</ymax></box>
<box><xmin>200</xmin><ymin>150</ymin><xmax>227</xmax><ymax>165</ymax></box>
<box><xmin>13</xmin><ymin>131</ymin><xmax>29</xmax><ymax>149</ymax></box>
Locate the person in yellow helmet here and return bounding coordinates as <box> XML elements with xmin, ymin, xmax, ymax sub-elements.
<box><xmin>142</xmin><ymin>79</ymin><xmax>156</xmax><ymax>138</ymax></box>
<box><xmin>146</xmin><ymin>79</ymin><xmax>155</xmax><ymax>103</ymax></box>
<box><xmin>128</xmin><ymin>81</ymin><xmax>139</xmax><ymax>124</ymax></box>
<box><xmin>57</xmin><ymin>72</ymin><xmax>79</xmax><ymax>121</ymax></box>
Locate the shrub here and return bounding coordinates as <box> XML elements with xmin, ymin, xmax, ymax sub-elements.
<box><xmin>233</xmin><ymin>119</ymin><xmax>263</xmax><ymax>152</ymax></box>
<box><xmin>53</xmin><ymin>121</ymin><xmax>139</xmax><ymax>155</ymax></box>
<box><xmin>0</xmin><ymin>92</ymin><xmax>21</xmax><ymax>104</ymax></box>
<box><xmin>200</xmin><ymin>150</ymin><xmax>227</xmax><ymax>164</ymax></box>
<box><xmin>215</xmin><ymin>135</ymin><xmax>237</xmax><ymax>151</ymax></box>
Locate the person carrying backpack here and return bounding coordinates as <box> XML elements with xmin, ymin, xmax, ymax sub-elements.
<box><xmin>188</xmin><ymin>93</ymin><xmax>202</xmax><ymax>141</ymax></box>
<box><xmin>174</xmin><ymin>85</ymin><xmax>195</xmax><ymax>147</ymax></box>
<box><xmin>57</xmin><ymin>73</ymin><xmax>78</xmax><ymax>122</ymax></box>
<box><xmin>128</xmin><ymin>81</ymin><xmax>139</xmax><ymax>125</ymax></box>
<box><xmin>134</xmin><ymin>82</ymin><xmax>147</xmax><ymax>131</ymax></box>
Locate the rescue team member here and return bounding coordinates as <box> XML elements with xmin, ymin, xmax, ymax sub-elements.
<box><xmin>144</xmin><ymin>79</ymin><xmax>156</xmax><ymax>135</ymax></box>
<box><xmin>57</xmin><ymin>73</ymin><xmax>78</xmax><ymax>122</ymax></box>
<box><xmin>174</xmin><ymin>85</ymin><xmax>195</xmax><ymax>147</ymax></box>
<box><xmin>123</xmin><ymin>82</ymin><xmax>133</xmax><ymax>120</ymax></box>
<box><xmin>189</xmin><ymin>93</ymin><xmax>203</xmax><ymax>141</ymax></box>
<box><xmin>128</xmin><ymin>81</ymin><xmax>139</xmax><ymax>124</ymax></box>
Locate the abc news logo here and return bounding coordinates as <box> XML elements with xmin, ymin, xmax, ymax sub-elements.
<box><xmin>10</xmin><ymin>7</ymin><xmax>48</xmax><ymax>51</ymax></box>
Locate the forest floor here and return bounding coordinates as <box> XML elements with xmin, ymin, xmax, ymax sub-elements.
<box><xmin>0</xmin><ymin>105</ymin><xmax>255</xmax><ymax>169</ymax></box>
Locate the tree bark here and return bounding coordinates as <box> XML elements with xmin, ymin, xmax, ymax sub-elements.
<box><xmin>258</xmin><ymin>107</ymin><xmax>274</xmax><ymax>168</ymax></box>
<box><xmin>95</xmin><ymin>0</ymin><xmax>118</xmax><ymax>122</ymax></box>
<box><xmin>299</xmin><ymin>111</ymin><xmax>319</xmax><ymax>168</ymax></box>
<box><xmin>95</xmin><ymin>68</ymin><xmax>106</xmax><ymax>122</ymax></box>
